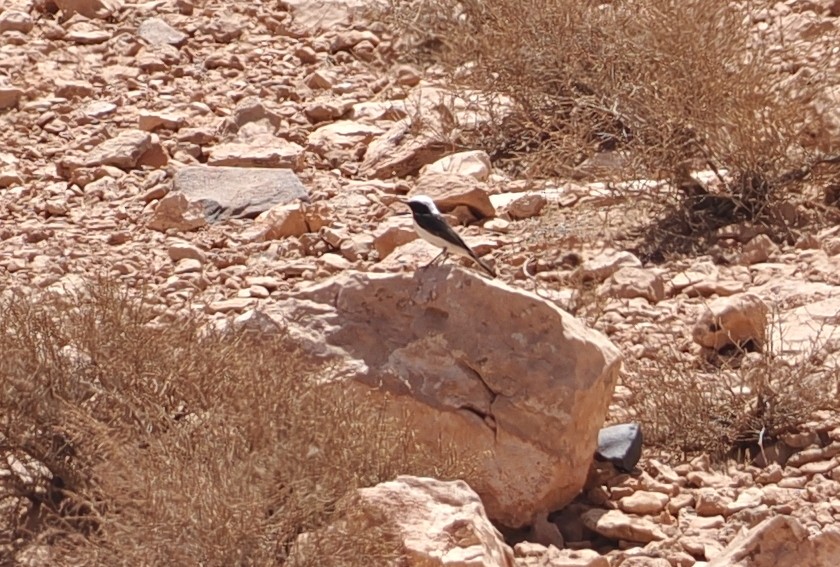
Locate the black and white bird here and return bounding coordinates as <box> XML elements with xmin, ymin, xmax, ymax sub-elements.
<box><xmin>403</xmin><ymin>195</ymin><xmax>496</xmax><ymax>277</ymax></box>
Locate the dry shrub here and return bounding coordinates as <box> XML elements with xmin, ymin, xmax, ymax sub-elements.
<box><xmin>385</xmin><ymin>0</ymin><xmax>840</xmax><ymax>245</ymax></box>
<box><xmin>0</xmin><ymin>280</ymin><xmax>470</xmax><ymax>565</ymax></box>
<box><xmin>624</xmin><ymin>318</ymin><xmax>840</xmax><ymax>459</ymax></box>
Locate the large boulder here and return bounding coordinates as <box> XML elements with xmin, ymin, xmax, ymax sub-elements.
<box><xmin>262</xmin><ymin>266</ymin><xmax>622</xmax><ymax>527</ymax></box>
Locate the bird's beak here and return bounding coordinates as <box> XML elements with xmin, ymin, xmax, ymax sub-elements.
<box><xmin>396</xmin><ymin>197</ymin><xmax>410</xmax><ymax>205</ymax></box>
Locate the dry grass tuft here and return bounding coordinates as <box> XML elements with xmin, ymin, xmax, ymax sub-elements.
<box><xmin>624</xmin><ymin>315</ymin><xmax>840</xmax><ymax>460</ymax></box>
<box><xmin>0</xmin><ymin>279</ymin><xmax>470</xmax><ymax>565</ymax></box>
<box><xmin>385</xmin><ymin>0</ymin><xmax>840</xmax><ymax>249</ymax></box>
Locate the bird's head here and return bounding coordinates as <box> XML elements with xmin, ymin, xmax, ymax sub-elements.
<box><xmin>402</xmin><ymin>195</ymin><xmax>441</xmax><ymax>216</ymax></box>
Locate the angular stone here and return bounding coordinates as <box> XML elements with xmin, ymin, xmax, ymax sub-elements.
<box><xmin>0</xmin><ymin>11</ymin><xmax>33</xmax><ymax>34</ymax></box>
<box><xmin>138</xmin><ymin>17</ymin><xmax>188</xmax><ymax>47</ymax></box>
<box><xmin>245</xmin><ymin>202</ymin><xmax>310</xmax><ymax>241</ymax></box>
<box><xmin>207</xmin><ymin>137</ymin><xmax>305</xmax><ymax>170</ymax></box>
<box><xmin>423</xmin><ymin>150</ymin><xmax>492</xmax><ymax>181</ymax></box>
<box><xmin>147</xmin><ymin>193</ymin><xmax>208</xmax><ymax>233</ymax></box>
<box><xmin>297</xmin><ymin>476</ymin><xmax>516</xmax><ymax>567</ymax></box>
<box><xmin>581</xmin><ymin>509</ymin><xmax>666</xmax><ymax>543</ymax></box>
<box><xmin>412</xmin><ymin>173</ymin><xmax>496</xmax><ymax>220</ymax></box>
<box><xmin>619</xmin><ymin>491</ymin><xmax>669</xmax><ymax>515</ymax></box>
<box><xmin>0</xmin><ymin>85</ymin><xmax>23</xmax><ymax>110</ymax></box>
<box><xmin>596</xmin><ymin>423</ymin><xmax>643</xmax><ymax>472</ymax></box>
<box><xmin>601</xmin><ymin>267</ymin><xmax>665</xmax><ymax>304</ymax></box>
<box><xmin>172</xmin><ymin>165</ymin><xmax>309</xmax><ymax>221</ymax></box>
<box><xmin>709</xmin><ymin>515</ymin><xmax>840</xmax><ymax>567</ymax></box>
<box><xmin>692</xmin><ymin>293</ymin><xmax>768</xmax><ymax>351</ymax></box>
<box><xmin>506</xmin><ymin>193</ymin><xmax>547</xmax><ymax>220</ymax></box>
<box><xmin>579</xmin><ymin>249</ymin><xmax>643</xmax><ymax>283</ymax></box>
<box><xmin>80</xmin><ymin>129</ymin><xmax>154</xmax><ymax>170</ymax></box>
<box><xmin>360</xmin><ymin>118</ymin><xmax>451</xmax><ymax>178</ymax></box>
<box><xmin>55</xmin><ymin>0</ymin><xmax>123</xmax><ymax>18</ymax></box>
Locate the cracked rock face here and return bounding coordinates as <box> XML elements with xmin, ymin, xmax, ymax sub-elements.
<box><xmin>262</xmin><ymin>265</ymin><xmax>623</xmax><ymax>528</ymax></box>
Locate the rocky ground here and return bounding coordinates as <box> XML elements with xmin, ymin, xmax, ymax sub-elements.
<box><xmin>3</xmin><ymin>0</ymin><xmax>840</xmax><ymax>565</ymax></box>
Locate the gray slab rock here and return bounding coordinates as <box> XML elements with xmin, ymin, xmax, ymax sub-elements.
<box><xmin>171</xmin><ymin>166</ymin><xmax>309</xmax><ymax>221</ymax></box>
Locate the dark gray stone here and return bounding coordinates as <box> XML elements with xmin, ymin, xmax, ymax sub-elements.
<box><xmin>172</xmin><ymin>166</ymin><xmax>309</xmax><ymax>221</ymax></box>
<box><xmin>595</xmin><ymin>423</ymin><xmax>643</xmax><ymax>472</ymax></box>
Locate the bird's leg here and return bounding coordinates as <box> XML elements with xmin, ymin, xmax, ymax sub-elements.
<box><xmin>424</xmin><ymin>249</ymin><xmax>448</xmax><ymax>269</ymax></box>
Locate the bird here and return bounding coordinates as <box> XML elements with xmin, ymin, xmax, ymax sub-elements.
<box><xmin>402</xmin><ymin>195</ymin><xmax>496</xmax><ymax>277</ymax></box>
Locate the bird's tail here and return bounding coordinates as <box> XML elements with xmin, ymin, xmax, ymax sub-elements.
<box><xmin>470</xmin><ymin>252</ymin><xmax>496</xmax><ymax>277</ymax></box>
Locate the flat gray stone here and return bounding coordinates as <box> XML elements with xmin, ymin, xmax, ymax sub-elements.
<box><xmin>138</xmin><ymin>17</ymin><xmax>188</xmax><ymax>47</ymax></box>
<box><xmin>172</xmin><ymin>166</ymin><xmax>309</xmax><ymax>221</ymax></box>
<box><xmin>595</xmin><ymin>423</ymin><xmax>643</xmax><ymax>472</ymax></box>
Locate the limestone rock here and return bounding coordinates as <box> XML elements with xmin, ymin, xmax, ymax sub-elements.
<box><xmin>307</xmin><ymin>120</ymin><xmax>384</xmax><ymax>162</ymax></box>
<box><xmin>601</xmin><ymin>267</ymin><xmax>665</xmax><ymax>304</ymax></box>
<box><xmin>0</xmin><ymin>85</ymin><xmax>23</xmax><ymax>110</ymax></box>
<box><xmin>171</xmin><ymin>165</ymin><xmax>309</xmax><ymax>221</ymax></box>
<box><xmin>0</xmin><ymin>11</ymin><xmax>33</xmax><ymax>34</ymax></box>
<box><xmin>147</xmin><ymin>193</ymin><xmax>208</xmax><ymax>233</ymax></box>
<box><xmin>423</xmin><ymin>150</ymin><xmax>492</xmax><ymax>181</ymax></box>
<box><xmin>245</xmin><ymin>202</ymin><xmax>309</xmax><ymax>241</ymax></box>
<box><xmin>138</xmin><ymin>17</ymin><xmax>188</xmax><ymax>47</ymax></box>
<box><xmin>360</xmin><ymin>118</ymin><xmax>451</xmax><ymax>179</ymax></box>
<box><xmin>412</xmin><ymin>173</ymin><xmax>496</xmax><ymax>221</ymax></box>
<box><xmin>506</xmin><ymin>193</ymin><xmax>547</xmax><ymax>220</ymax></box>
<box><xmin>738</xmin><ymin>234</ymin><xmax>780</xmax><ymax>265</ymax></box>
<box><xmin>692</xmin><ymin>293</ymin><xmax>768</xmax><ymax>352</ymax></box>
<box><xmin>581</xmin><ymin>509</ymin><xmax>666</xmax><ymax>543</ymax></box>
<box><xmin>55</xmin><ymin>0</ymin><xmax>123</xmax><ymax>18</ymax></box>
<box><xmin>263</xmin><ymin>267</ymin><xmax>622</xmax><ymax>527</ymax></box>
<box><xmin>579</xmin><ymin>250</ymin><xmax>643</xmax><ymax>283</ymax></box>
<box><xmin>207</xmin><ymin>136</ymin><xmax>305</xmax><ymax>170</ymax></box>
<box><xmin>709</xmin><ymin>515</ymin><xmax>840</xmax><ymax>567</ymax></box>
<box><xmin>331</xmin><ymin>476</ymin><xmax>515</xmax><ymax>567</ymax></box>
<box><xmin>373</xmin><ymin>215</ymin><xmax>417</xmax><ymax>259</ymax></box>
<box><xmin>69</xmin><ymin>129</ymin><xmax>155</xmax><ymax>171</ymax></box>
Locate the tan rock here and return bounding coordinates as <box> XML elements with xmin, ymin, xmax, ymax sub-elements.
<box><xmin>138</xmin><ymin>111</ymin><xmax>186</xmax><ymax>132</ymax></box>
<box><xmin>694</xmin><ymin>487</ymin><xmax>733</xmax><ymax>516</ymax></box>
<box><xmin>412</xmin><ymin>173</ymin><xmax>496</xmax><ymax>220</ymax></box>
<box><xmin>513</xmin><ymin>544</ymin><xmax>608</xmax><ymax>567</ymax></box>
<box><xmin>738</xmin><ymin>234</ymin><xmax>780</xmax><ymax>265</ymax></box>
<box><xmin>137</xmin><ymin>17</ymin><xmax>188</xmax><ymax>46</ymax></box>
<box><xmin>360</xmin><ymin>116</ymin><xmax>453</xmax><ymax>178</ymax></box>
<box><xmin>692</xmin><ymin>293</ymin><xmax>768</xmax><ymax>351</ymax></box>
<box><xmin>506</xmin><ymin>193</ymin><xmax>547</xmax><ymax>220</ymax></box>
<box><xmin>206</xmin><ymin>297</ymin><xmax>256</xmax><ymax>314</ymax></box>
<box><xmin>307</xmin><ymin>120</ymin><xmax>384</xmax><ymax>160</ymax></box>
<box><xmin>80</xmin><ymin>129</ymin><xmax>154</xmax><ymax>170</ymax></box>
<box><xmin>423</xmin><ymin>150</ymin><xmax>493</xmax><ymax>181</ymax></box>
<box><xmin>373</xmin><ymin>216</ymin><xmax>417</xmax><ymax>259</ymax></box>
<box><xmin>263</xmin><ymin>268</ymin><xmax>622</xmax><ymax>527</ymax></box>
<box><xmin>0</xmin><ymin>85</ymin><xmax>23</xmax><ymax>110</ymax></box>
<box><xmin>581</xmin><ymin>509</ymin><xmax>666</xmax><ymax>543</ymax></box>
<box><xmin>618</xmin><ymin>491</ymin><xmax>669</xmax><ymax>515</ymax></box>
<box><xmin>55</xmin><ymin>0</ymin><xmax>123</xmax><ymax>18</ymax></box>
<box><xmin>147</xmin><ymin>193</ymin><xmax>208</xmax><ymax>233</ymax></box>
<box><xmin>300</xmin><ymin>476</ymin><xmax>516</xmax><ymax>567</ymax></box>
<box><xmin>207</xmin><ymin>136</ymin><xmax>305</xmax><ymax>170</ymax></box>
<box><xmin>578</xmin><ymin>249</ymin><xmax>643</xmax><ymax>283</ymax></box>
<box><xmin>601</xmin><ymin>267</ymin><xmax>665</xmax><ymax>303</ymax></box>
<box><xmin>167</xmin><ymin>241</ymin><xmax>206</xmax><ymax>263</ymax></box>
<box><xmin>246</xmin><ymin>202</ymin><xmax>309</xmax><ymax>241</ymax></box>
<box><xmin>0</xmin><ymin>11</ymin><xmax>33</xmax><ymax>33</ymax></box>
<box><xmin>709</xmin><ymin>515</ymin><xmax>840</xmax><ymax>567</ymax></box>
